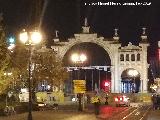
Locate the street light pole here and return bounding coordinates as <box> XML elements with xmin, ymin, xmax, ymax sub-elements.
<box><xmin>92</xmin><ymin>69</ymin><xmax>94</xmax><ymax>91</ymax></box>
<box><xmin>98</xmin><ymin>68</ymin><xmax>103</xmax><ymax>91</ymax></box>
<box><xmin>71</xmin><ymin>53</ymin><xmax>87</xmax><ymax>111</ymax></box>
<box><xmin>28</xmin><ymin>44</ymin><xmax>32</xmax><ymax>120</ymax></box>
<box><xmin>20</xmin><ymin>29</ymin><xmax>42</xmax><ymax>120</ymax></box>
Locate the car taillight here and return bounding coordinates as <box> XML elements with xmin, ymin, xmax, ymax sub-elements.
<box><xmin>115</xmin><ymin>98</ymin><xmax>118</xmax><ymax>102</ymax></box>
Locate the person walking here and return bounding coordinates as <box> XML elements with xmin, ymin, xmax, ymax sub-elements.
<box><xmin>152</xmin><ymin>94</ymin><xmax>157</xmax><ymax>110</ymax></box>
<box><xmin>156</xmin><ymin>95</ymin><xmax>160</xmax><ymax>110</ymax></box>
<box><xmin>105</xmin><ymin>94</ymin><xmax>109</xmax><ymax>105</ymax></box>
<box><xmin>91</xmin><ymin>94</ymin><xmax>101</xmax><ymax>115</ymax></box>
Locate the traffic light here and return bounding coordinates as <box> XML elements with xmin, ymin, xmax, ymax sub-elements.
<box><xmin>104</xmin><ymin>81</ymin><xmax>110</xmax><ymax>87</ymax></box>
<box><xmin>102</xmin><ymin>80</ymin><xmax>111</xmax><ymax>92</ymax></box>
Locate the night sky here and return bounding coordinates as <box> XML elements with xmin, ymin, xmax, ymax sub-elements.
<box><xmin>0</xmin><ymin>1</ymin><xmax>159</xmax><ymax>40</ymax></box>
<box><xmin>0</xmin><ymin>0</ymin><xmax>160</xmax><ymax>77</ymax></box>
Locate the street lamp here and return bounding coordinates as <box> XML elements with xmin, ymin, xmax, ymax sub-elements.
<box><xmin>19</xmin><ymin>29</ymin><xmax>42</xmax><ymax>120</ymax></box>
<box><xmin>4</xmin><ymin>72</ymin><xmax>12</xmax><ymax>76</ymax></box>
<box><xmin>71</xmin><ymin>53</ymin><xmax>87</xmax><ymax>111</ymax></box>
<box><xmin>71</xmin><ymin>53</ymin><xmax>87</xmax><ymax>79</ymax></box>
<box><xmin>128</xmin><ymin>69</ymin><xmax>139</xmax><ymax>93</ymax></box>
<box><xmin>71</xmin><ymin>53</ymin><xmax>87</xmax><ymax>64</ymax></box>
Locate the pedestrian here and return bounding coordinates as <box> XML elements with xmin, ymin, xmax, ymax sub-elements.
<box><xmin>156</xmin><ymin>95</ymin><xmax>160</xmax><ymax>110</ymax></box>
<box><xmin>151</xmin><ymin>94</ymin><xmax>157</xmax><ymax>110</ymax></box>
<box><xmin>91</xmin><ymin>93</ymin><xmax>101</xmax><ymax>115</ymax></box>
<box><xmin>105</xmin><ymin>94</ymin><xmax>108</xmax><ymax>105</ymax></box>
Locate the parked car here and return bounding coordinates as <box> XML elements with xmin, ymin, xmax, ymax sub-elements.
<box><xmin>37</xmin><ymin>102</ymin><xmax>46</xmax><ymax>111</ymax></box>
<box><xmin>114</xmin><ymin>95</ymin><xmax>130</xmax><ymax>107</ymax></box>
<box><xmin>37</xmin><ymin>102</ymin><xmax>46</xmax><ymax>107</ymax></box>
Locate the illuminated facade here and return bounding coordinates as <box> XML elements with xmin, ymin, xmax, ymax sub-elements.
<box><xmin>51</xmin><ymin>20</ymin><xmax>149</xmax><ymax>93</ymax></box>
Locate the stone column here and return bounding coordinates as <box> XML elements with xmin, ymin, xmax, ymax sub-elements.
<box><xmin>111</xmin><ymin>66</ymin><xmax>115</xmax><ymax>93</ymax></box>
<box><xmin>114</xmin><ymin>52</ymin><xmax>120</xmax><ymax>93</ymax></box>
<box><xmin>140</xmin><ymin>79</ymin><xmax>143</xmax><ymax>92</ymax></box>
<box><xmin>142</xmin><ymin>73</ymin><xmax>148</xmax><ymax>93</ymax></box>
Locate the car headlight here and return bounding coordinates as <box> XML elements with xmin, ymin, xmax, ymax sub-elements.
<box><xmin>115</xmin><ymin>98</ymin><xmax>118</xmax><ymax>102</ymax></box>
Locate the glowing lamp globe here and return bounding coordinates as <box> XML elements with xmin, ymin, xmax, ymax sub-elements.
<box><xmin>31</xmin><ymin>31</ymin><xmax>42</xmax><ymax>44</ymax></box>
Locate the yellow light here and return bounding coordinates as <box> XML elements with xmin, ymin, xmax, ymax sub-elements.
<box><xmin>80</xmin><ymin>54</ymin><xmax>87</xmax><ymax>62</ymax></box>
<box><xmin>31</xmin><ymin>31</ymin><xmax>42</xmax><ymax>44</ymax></box>
<box><xmin>4</xmin><ymin>72</ymin><xmax>12</xmax><ymax>76</ymax></box>
<box><xmin>128</xmin><ymin>69</ymin><xmax>139</xmax><ymax>77</ymax></box>
<box><xmin>150</xmin><ymin>84</ymin><xmax>158</xmax><ymax>91</ymax></box>
<box><xmin>71</xmin><ymin>53</ymin><xmax>79</xmax><ymax>62</ymax></box>
<box><xmin>8</xmin><ymin>72</ymin><xmax>12</xmax><ymax>75</ymax></box>
<box><xmin>19</xmin><ymin>30</ymin><xmax>28</xmax><ymax>44</ymax></box>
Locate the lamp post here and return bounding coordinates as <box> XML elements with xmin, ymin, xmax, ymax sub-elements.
<box><xmin>71</xmin><ymin>53</ymin><xmax>87</xmax><ymax>111</ymax></box>
<box><xmin>128</xmin><ymin>69</ymin><xmax>139</xmax><ymax>93</ymax></box>
<box><xmin>19</xmin><ymin>29</ymin><xmax>42</xmax><ymax>120</ymax></box>
<box><xmin>4</xmin><ymin>72</ymin><xmax>12</xmax><ymax>107</ymax></box>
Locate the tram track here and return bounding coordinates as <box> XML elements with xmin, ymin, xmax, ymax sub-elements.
<box><xmin>121</xmin><ymin>105</ymin><xmax>151</xmax><ymax>120</ymax></box>
<box><xmin>139</xmin><ymin>107</ymin><xmax>150</xmax><ymax>120</ymax></box>
<box><xmin>105</xmin><ymin>105</ymin><xmax>151</xmax><ymax>120</ymax></box>
<box><xmin>107</xmin><ymin>107</ymin><xmax>138</xmax><ymax>120</ymax></box>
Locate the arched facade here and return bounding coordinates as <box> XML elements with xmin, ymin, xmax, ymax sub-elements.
<box><xmin>121</xmin><ymin>68</ymin><xmax>141</xmax><ymax>93</ymax></box>
<box><xmin>51</xmin><ymin>25</ymin><xmax>149</xmax><ymax>93</ymax></box>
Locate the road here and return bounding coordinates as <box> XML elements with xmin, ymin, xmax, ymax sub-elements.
<box><xmin>0</xmin><ymin>105</ymin><xmax>159</xmax><ymax>120</ymax></box>
<box><xmin>99</xmin><ymin>105</ymin><xmax>151</xmax><ymax>120</ymax></box>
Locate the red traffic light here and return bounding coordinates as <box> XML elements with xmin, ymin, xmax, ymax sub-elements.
<box><xmin>102</xmin><ymin>80</ymin><xmax>111</xmax><ymax>92</ymax></box>
<box><xmin>104</xmin><ymin>81</ymin><xmax>110</xmax><ymax>87</ymax></box>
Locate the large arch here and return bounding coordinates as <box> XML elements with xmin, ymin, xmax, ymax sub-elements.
<box><xmin>121</xmin><ymin>68</ymin><xmax>140</xmax><ymax>93</ymax></box>
<box><xmin>51</xmin><ymin>26</ymin><xmax>149</xmax><ymax>93</ymax></box>
<box><xmin>59</xmin><ymin>35</ymin><xmax>114</xmax><ymax>66</ymax></box>
<box><xmin>62</xmin><ymin>42</ymin><xmax>111</xmax><ymax>66</ymax></box>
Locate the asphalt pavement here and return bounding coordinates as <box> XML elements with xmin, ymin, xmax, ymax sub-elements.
<box><xmin>0</xmin><ymin>111</ymin><xmax>97</xmax><ymax>120</ymax></box>
<box><xmin>0</xmin><ymin>105</ymin><xmax>160</xmax><ymax>120</ymax></box>
<box><xmin>147</xmin><ymin>110</ymin><xmax>160</xmax><ymax>120</ymax></box>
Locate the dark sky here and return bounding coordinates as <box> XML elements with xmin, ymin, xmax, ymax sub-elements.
<box><xmin>0</xmin><ymin>1</ymin><xmax>159</xmax><ymax>38</ymax></box>
<box><xmin>0</xmin><ymin>0</ymin><xmax>160</xmax><ymax>76</ymax></box>
<box><xmin>0</xmin><ymin>0</ymin><xmax>160</xmax><ymax>43</ymax></box>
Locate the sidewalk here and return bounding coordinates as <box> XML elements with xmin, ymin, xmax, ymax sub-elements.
<box><xmin>0</xmin><ymin>111</ymin><xmax>97</xmax><ymax>120</ymax></box>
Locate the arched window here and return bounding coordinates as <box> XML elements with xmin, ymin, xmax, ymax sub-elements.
<box><xmin>131</xmin><ymin>54</ymin><xmax>135</xmax><ymax>61</ymax></box>
<box><xmin>120</xmin><ymin>54</ymin><xmax>124</xmax><ymax>61</ymax></box>
<box><xmin>137</xmin><ymin>53</ymin><xmax>140</xmax><ymax>61</ymax></box>
<box><xmin>126</xmin><ymin>54</ymin><xmax>129</xmax><ymax>61</ymax></box>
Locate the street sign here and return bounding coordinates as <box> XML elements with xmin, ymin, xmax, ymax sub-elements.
<box><xmin>73</xmin><ymin>80</ymin><xmax>86</xmax><ymax>93</ymax></box>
